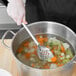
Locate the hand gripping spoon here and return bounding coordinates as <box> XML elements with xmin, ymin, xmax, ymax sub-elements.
<box><xmin>22</xmin><ymin>23</ymin><xmax>54</xmax><ymax>60</ymax></box>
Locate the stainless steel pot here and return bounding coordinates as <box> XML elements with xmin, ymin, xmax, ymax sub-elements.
<box><xmin>2</xmin><ymin>21</ymin><xmax>76</xmax><ymax>76</ymax></box>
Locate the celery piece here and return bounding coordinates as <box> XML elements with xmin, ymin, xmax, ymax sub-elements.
<box><xmin>29</xmin><ymin>48</ymin><xmax>35</xmax><ymax>53</ymax></box>
<box><xmin>47</xmin><ymin>58</ymin><xmax>52</xmax><ymax>62</ymax></box>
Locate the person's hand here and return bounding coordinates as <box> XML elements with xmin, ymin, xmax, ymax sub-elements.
<box><xmin>7</xmin><ymin>0</ymin><xmax>27</xmax><ymax>25</ymax></box>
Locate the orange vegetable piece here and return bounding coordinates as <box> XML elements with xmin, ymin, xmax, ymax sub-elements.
<box><xmin>44</xmin><ymin>64</ymin><xmax>50</xmax><ymax>69</ymax></box>
<box><xmin>43</xmin><ymin>38</ymin><xmax>48</xmax><ymax>42</ymax></box>
<box><xmin>31</xmin><ymin>63</ymin><xmax>35</xmax><ymax>67</ymax></box>
<box><xmin>18</xmin><ymin>48</ymin><xmax>23</xmax><ymax>53</ymax></box>
<box><xmin>55</xmin><ymin>63</ymin><xmax>58</xmax><ymax>65</ymax></box>
<box><xmin>36</xmin><ymin>35</ymin><xmax>40</xmax><ymax>39</ymax></box>
<box><xmin>40</xmin><ymin>42</ymin><xmax>44</xmax><ymax>46</ymax></box>
<box><xmin>46</xmin><ymin>45</ymin><xmax>50</xmax><ymax>48</ymax></box>
<box><xmin>61</xmin><ymin>45</ymin><xmax>65</xmax><ymax>53</ymax></box>
<box><xmin>38</xmin><ymin>38</ymin><xmax>44</xmax><ymax>42</ymax></box>
<box><xmin>24</xmin><ymin>53</ymin><xmax>31</xmax><ymax>59</ymax></box>
<box><xmin>38</xmin><ymin>39</ymin><xmax>44</xmax><ymax>46</ymax></box>
<box><xmin>51</xmin><ymin>57</ymin><xmax>57</xmax><ymax>62</ymax></box>
<box><xmin>24</xmin><ymin>41</ymin><xmax>29</xmax><ymax>47</ymax></box>
<box><xmin>51</xmin><ymin>50</ymin><xmax>54</xmax><ymax>54</ymax></box>
<box><xmin>36</xmin><ymin>35</ymin><xmax>45</xmax><ymax>46</ymax></box>
<box><xmin>58</xmin><ymin>64</ymin><xmax>64</xmax><ymax>67</ymax></box>
<box><xmin>33</xmin><ymin>46</ymin><xmax>37</xmax><ymax>49</ymax></box>
<box><xmin>53</xmin><ymin>46</ymin><xmax>58</xmax><ymax>50</ymax></box>
<box><xmin>32</xmin><ymin>50</ymin><xmax>37</xmax><ymax>55</ymax></box>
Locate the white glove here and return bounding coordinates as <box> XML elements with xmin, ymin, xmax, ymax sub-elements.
<box><xmin>7</xmin><ymin>0</ymin><xmax>27</xmax><ymax>25</ymax></box>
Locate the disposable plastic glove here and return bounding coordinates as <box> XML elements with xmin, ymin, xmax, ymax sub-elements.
<box><xmin>7</xmin><ymin>0</ymin><xmax>27</xmax><ymax>25</ymax></box>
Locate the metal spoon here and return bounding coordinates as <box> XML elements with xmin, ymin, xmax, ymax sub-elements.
<box><xmin>22</xmin><ymin>23</ymin><xmax>54</xmax><ymax>60</ymax></box>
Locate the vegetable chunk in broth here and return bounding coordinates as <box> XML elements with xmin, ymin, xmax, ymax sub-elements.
<box><xmin>16</xmin><ymin>34</ymin><xmax>74</xmax><ymax>69</ymax></box>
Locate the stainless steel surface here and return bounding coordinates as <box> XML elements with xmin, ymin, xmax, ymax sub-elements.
<box><xmin>2</xmin><ymin>21</ymin><xmax>76</xmax><ymax>76</ymax></box>
<box><xmin>22</xmin><ymin>23</ymin><xmax>53</xmax><ymax>60</ymax></box>
<box><xmin>0</xmin><ymin>30</ymin><xmax>18</xmax><ymax>39</ymax></box>
<box><xmin>2</xmin><ymin>30</ymin><xmax>16</xmax><ymax>48</ymax></box>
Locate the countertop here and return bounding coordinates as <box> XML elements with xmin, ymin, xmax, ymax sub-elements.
<box><xmin>0</xmin><ymin>39</ymin><xmax>76</xmax><ymax>76</ymax></box>
<box><xmin>0</xmin><ymin>39</ymin><xmax>19</xmax><ymax>76</ymax></box>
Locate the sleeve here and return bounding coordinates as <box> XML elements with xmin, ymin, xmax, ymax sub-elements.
<box><xmin>1</xmin><ymin>0</ymin><xmax>8</xmax><ymax>6</ymax></box>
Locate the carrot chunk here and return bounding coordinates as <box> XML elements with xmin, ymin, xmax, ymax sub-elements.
<box><xmin>51</xmin><ymin>57</ymin><xmax>57</xmax><ymax>62</ymax></box>
<box><xmin>24</xmin><ymin>41</ymin><xmax>29</xmax><ymax>47</ymax></box>
<box><xmin>43</xmin><ymin>38</ymin><xmax>48</xmax><ymax>42</ymax></box>
<box><xmin>18</xmin><ymin>48</ymin><xmax>23</xmax><ymax>53</ymax></box>
<box><xmin>24</xmin><ymin>53</ymin><xmax>31</xmax><ymax>59</ymax></box>
<box><xmin>31</xmin><ymin>63</ymin><xmax>35</xmax><ymax>67</ymax></box>
<box><xmin>36</xmin><ymin>36</ymin><xmax>44</xmax><ymax>46</ymax></box>
<box><xmin>58</xmin><ymin>64</ymin><xmax>64</xmax><ymax>67</ymax></box>
<box><xmin>46</xmin><ymin>45</ymin><xmax>50</xmax><ymax>48</ymax></box>
<box><xmin>51</xmin><ymin>50</ymin><xmax>54</xmax><ymax>54</ymax></box>
<box><xmin>32</xmin><ymin>50</ymin><xmax>37</xmax><ymax>55</ymax></box>
<box><xmin>61</xmin><ymin>45</ymin><xmax>65</xmax><ymax>53</ymax></box>
<box><xmin>33</xmin><ymin>46</ymin><xmax>37</xmax><ymax>49</ymax></box>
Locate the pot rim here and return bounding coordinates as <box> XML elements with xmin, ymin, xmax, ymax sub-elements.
<box><xmin>11</xmin><ymin>21</ymin><xmax>76</xmax><ymax>71</ymax></box>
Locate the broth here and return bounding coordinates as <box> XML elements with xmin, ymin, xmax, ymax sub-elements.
<box><xmin>16</xmin><ymin>34</ymin><xmax>74</xmax><ymax>69</ymax></box>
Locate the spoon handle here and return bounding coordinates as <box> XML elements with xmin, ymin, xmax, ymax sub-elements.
<box><xmin>22</xmin><ymin>23</ymin><xmax>39</xmax><ymax>46</ymax></box>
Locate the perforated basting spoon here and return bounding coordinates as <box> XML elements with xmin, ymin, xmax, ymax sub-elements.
<box><xmin>22</xmin><ymin>23</ymin><xmax>54</xmax><ymax>60</ymax></box>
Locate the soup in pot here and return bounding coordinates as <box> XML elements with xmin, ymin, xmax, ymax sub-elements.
<box><xmin>16</xmin><ymin>34</ymin><xmax>74</xmax><ymax>69</ymax></box>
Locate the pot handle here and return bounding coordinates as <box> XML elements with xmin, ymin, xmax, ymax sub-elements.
<box><xmin>73</xmin><ymin>55</ymin><xmax>76</xmax><ymax>64</ymax></box>
<box><xmin>2</xmin><ymin>30</ymin><xmax>15</xmax><ymax>48</ymax></box>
